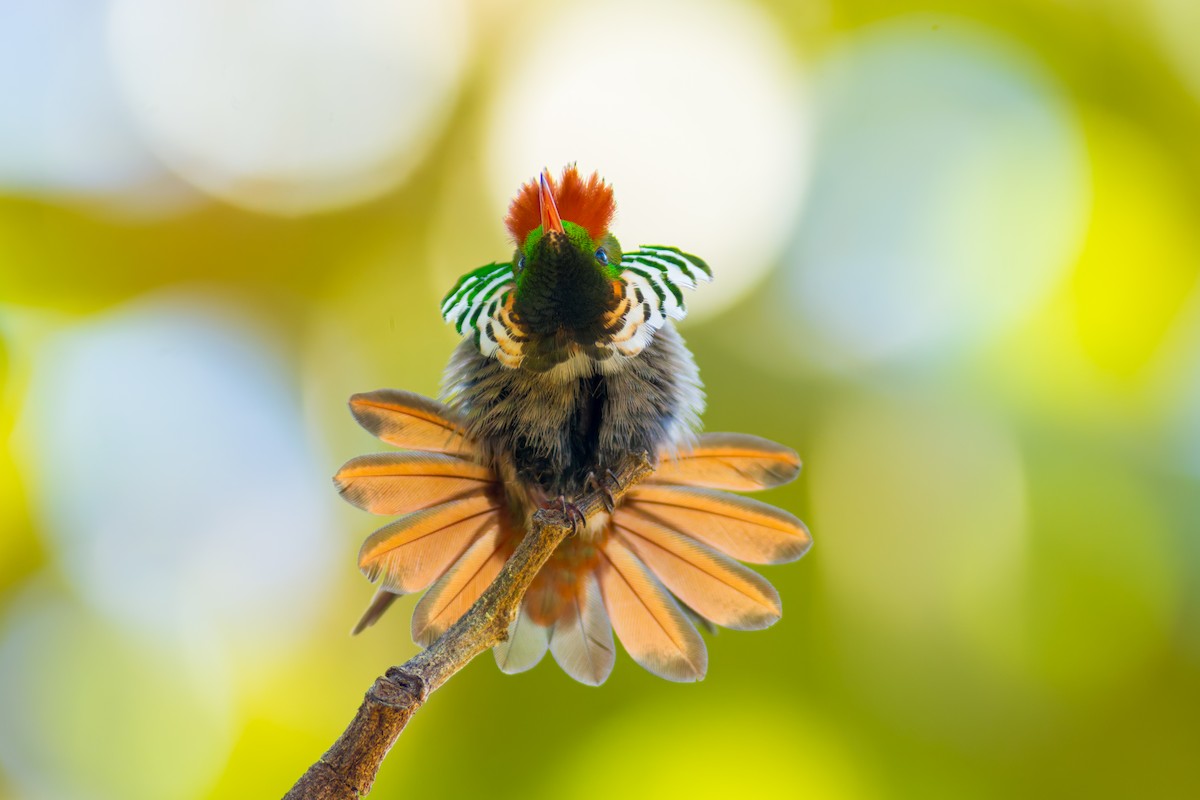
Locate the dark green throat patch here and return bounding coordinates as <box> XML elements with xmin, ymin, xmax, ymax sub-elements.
<box><xmin>513</xmin><ymin>223</ymin><xmax>621</xmax><ymax>343</ymax></box>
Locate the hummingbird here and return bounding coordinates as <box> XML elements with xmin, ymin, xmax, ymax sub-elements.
<box><xmin>337</xmin><ymin>166</ymin><xmax>810</xmax><ymax>684</ymax></box>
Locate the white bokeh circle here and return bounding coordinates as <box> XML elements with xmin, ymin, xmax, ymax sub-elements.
<box><xmin>0</xmin><ymin>0</ymin><xmax>164</xmax><ymax>196</ymax></box>
<box><xmin>485</xmin><ymin>0</ymin><xmax>810</xmax><ymax>322</ymax></box>
<box><xmin>14</xmin><ymin>290</ymin><xmax>338</xmax><ymax>654</ymax></box>
<box><xmin>782</xmin><ymin>18</ymin><xmax>1089</xmax><ymax>368</ymax></box>
<box><xmin>107</xmin><ymin>0</ymin><xmax>469</xmax><ymax>215</ymax></box>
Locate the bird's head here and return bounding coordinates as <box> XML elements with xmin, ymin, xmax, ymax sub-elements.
<box><xmin>441</xmin><ymin>165</ymin><xmax>710</xmax><ymax>371</ymax></box>
<box><xmin>507</xmin><ymin>168</ymin><xmax>622</xmax><ymax>342</ymax></box>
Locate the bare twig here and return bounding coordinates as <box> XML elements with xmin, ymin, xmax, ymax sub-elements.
<box><xmin>284</xmin><ymin>452</ymin><xmax>654</xmax><ymax>799</ymax></box>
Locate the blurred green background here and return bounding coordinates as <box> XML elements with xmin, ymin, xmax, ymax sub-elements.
<box><xmin>2</xmin><ymin>0</ymin><xmax>1199</xmax><ymax>797</ymax></box>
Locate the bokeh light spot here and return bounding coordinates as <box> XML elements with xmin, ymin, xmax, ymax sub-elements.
<box><xmin>107</xmin><ymin>0</ymin><xmax>469</xmax><ymax>215</ymax></box>
<box><xmin>13</xmin><ymin>290</ymin><xmax>337</xmax><ymax>656</ymax></box>
<box><xmin>782</xmin><ymin>18</ymin><xmax>1089</xmax><ymax>368</ymax></box>
<box><xmin>0</xmin><ymin>0</ymin><xmax>162</xmax><ymax>196</ymax></box>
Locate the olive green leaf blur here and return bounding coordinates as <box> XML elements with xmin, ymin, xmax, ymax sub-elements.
<box><xmin>1</xmin><ymin>0</ymin><xmax>1198</xmax><ymax>798</ymax></box>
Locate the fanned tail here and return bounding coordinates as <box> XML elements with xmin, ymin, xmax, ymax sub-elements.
<box><xmin>351</xmin><ymin>586</ymin><xmax>402</xmax><ymax>635</ymax></box>
<box><xmin>494</xmin><ymin>606</ymin><xmax>550</xmax><ymax>674</ymax></box>
<box><xmin>358</xmin><ymin>494</ymin><xmax>502</xmax><ymax>594</ymax></box>
<box><xmin>343</xmin><ymin>390</ymin><xmax>504</xmax><ymax>632</ymax></box>
<box><xmin>341</xmin><ymin>388</ymin><xmax>811</xmax><ymax>686</ymax></box>
<box><xmin>548</xmin><ymin>572</ymin><xmax>615</xmax><ymax>686</ymax></box>
<box><xmin>579</xmin><ymin>431</ymin><xmax>805</xmax><ymax>666</ymax></box>
<box><xmin>335</xmin><ymin>452</ymin><xmax>495</xmax><ymax>516</ymax></box>
<box><xmin>597</xmin><ymin>535</ymin><xmax>707</xmax><ymax>683</ymax></box>
<box><xmin>412</xmin><ymin>528</ymin><xmax>512</xmax><ymax>646</ymax></box>
<box><xmin>622</xmin><ymin>484</ymin><xmax>810</xmax><ymax>564</ymax></box>
<box><xmin>349</xmin><ymin>389</ymin><xmax>473</xmax><ymax>455</ymax></box>
<box><xmin>614</xmin><ymin>514</ymin><xmax>781</xmax><ymax>631</ymax></box>
<box><xmin>651</xmin><ymin>432</ymin><xmax>801</xmax><ymax>491</ymax></box>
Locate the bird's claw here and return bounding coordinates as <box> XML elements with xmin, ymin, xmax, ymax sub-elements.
<box><xmin>585</xmin><ymin>471</ymin><xmax>617</xmax><ymax>512</ymax></box>
<box><xmin>558</xmin><ymin>495</ymin><xmax>587</xmax><ymax>535</ymax></box>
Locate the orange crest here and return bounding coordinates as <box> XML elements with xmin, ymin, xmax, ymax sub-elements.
<box><xmin>505</xmin><ymin>165</ymin><xmax>616</xmax><ymax>245</ymax></box>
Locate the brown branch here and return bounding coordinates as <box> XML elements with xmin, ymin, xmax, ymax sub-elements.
<box><xmin>284</xmin><ymin>452</ymin><xmax>654</xmax><ymax>799</ymax></box>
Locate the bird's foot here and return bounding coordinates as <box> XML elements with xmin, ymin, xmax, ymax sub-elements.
<box><xmin>605</xmin><ymin>468</ymin><xmax>620</xmax><ymax>493</ymax></box>
<box><xmin>558</xmin><ymin>495</ymin><xmax>587</xmax><ymax>535</ymax></box>
<box><xmin>584</xmin><ymin>471</ymin><xmax>617</xmax><ymax>512</ymax></box>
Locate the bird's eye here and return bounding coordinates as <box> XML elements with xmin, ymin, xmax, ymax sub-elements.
<box><xmin>516</xmin><ymin>254</ymin><xmax>526</xmax><ymax>273</ymax></box>
<box><xmin>595</xmin><ymin>247</ymin><xmax>609</xmax><ymax>265</ymax></box>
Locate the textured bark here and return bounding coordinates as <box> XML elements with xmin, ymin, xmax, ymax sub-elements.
<box><xmin>285</xmin><ymin>452</ymin><xmax>653</xmax><ymax>799</ymax></box>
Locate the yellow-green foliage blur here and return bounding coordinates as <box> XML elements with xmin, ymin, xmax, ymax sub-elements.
<box><xmin>1</xmin><ymin>0</ymin><xmax>1198</xmax><ymax>798</ymax></box>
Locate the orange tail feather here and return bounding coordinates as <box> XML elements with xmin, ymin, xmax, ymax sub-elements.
<box><xmin>597</xmin><ymin>536</ymin><xmax>706</xmax><ymax>683</ymax></box>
